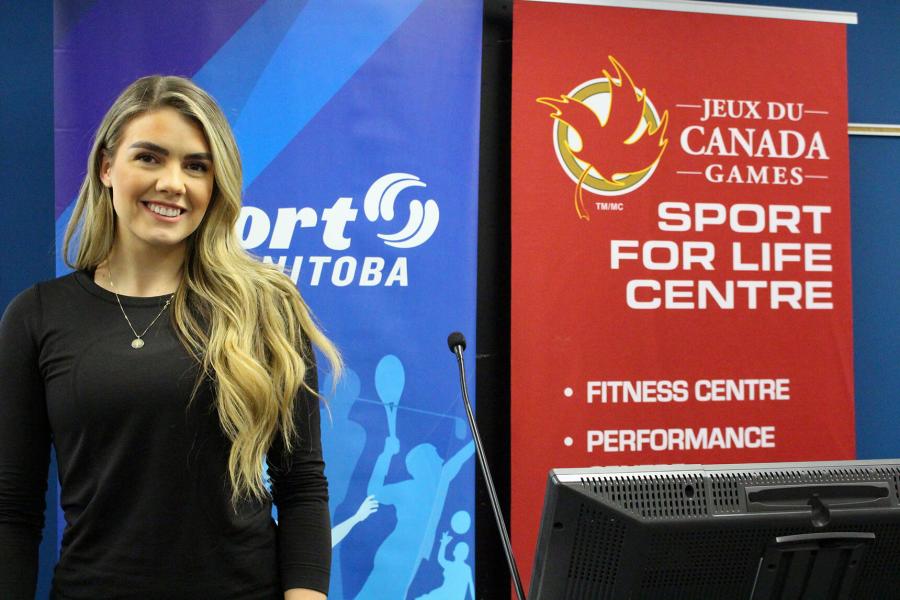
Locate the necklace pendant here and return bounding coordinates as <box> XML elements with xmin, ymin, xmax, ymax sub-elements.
<box><xmin>131</xmin><ymin>338</ymin><xmax>145</xmax><ymax>349</ymax></box>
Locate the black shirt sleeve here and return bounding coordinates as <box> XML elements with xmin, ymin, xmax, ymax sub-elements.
<box><xmin>0</xmin><ymin>286</ymin><xmax>52</xmax><ymax>599</ymax></box>
<box><xmin>266</xmin><ymin>355</ymin><xmax>331</xmax><ymax>595</ymax></box>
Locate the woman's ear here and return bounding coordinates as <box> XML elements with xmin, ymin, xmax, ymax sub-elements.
<box><xmin>99</xmin><ymin>151</ymin><xmax>113</xmax><ymax>188</ymax></box>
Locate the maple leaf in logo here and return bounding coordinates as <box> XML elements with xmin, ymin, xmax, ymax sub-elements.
<box><xmin>538</xmin><ymin>56</ymin><xmax>669</xmax><ymax>220</ymax></box>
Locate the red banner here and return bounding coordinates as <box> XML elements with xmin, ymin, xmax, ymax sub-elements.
<box><xmin>511</xmin><ymin>0</ymin><xmax>854</xmax><ymax>587</ymax></box>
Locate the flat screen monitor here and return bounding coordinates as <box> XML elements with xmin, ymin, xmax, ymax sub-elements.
<box><xmin>529</xmin><ymin>460</ymin><xmax>900</xmax><ymax>599</ymax></box>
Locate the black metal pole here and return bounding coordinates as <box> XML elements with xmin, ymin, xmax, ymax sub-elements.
<box><xmin>452</xmin><ymin>341</ymin><xmax>526</xmax><ymax>600</ymax></box>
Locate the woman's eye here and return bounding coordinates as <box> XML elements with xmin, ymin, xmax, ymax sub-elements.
<box><xmin>135</xmin><ymin>153</ymin><xmax>158</xmax><ymax>164</ymax></box>
<box><xmin>186</xmin><ymin>162</ymin><xmax>210</xmax><ymax>173</ymax></box>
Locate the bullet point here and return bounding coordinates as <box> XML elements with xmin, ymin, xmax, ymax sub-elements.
<box><xmin>564</xmin><ymin>437</ymin><xmax>574</xmax><ymax>447</ymax></box>
<box><xmin>563</xmin><ymin>387</ymin><xmax>574</xmax><ymax>397</ymax></box>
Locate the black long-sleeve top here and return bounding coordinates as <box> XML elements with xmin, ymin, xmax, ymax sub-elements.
<box><xmin>0</xmin><ymin>271</ymin><xmax>330</xmax><ymax>599</ymax></box>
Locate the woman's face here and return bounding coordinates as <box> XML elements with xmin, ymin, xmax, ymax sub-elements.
<box><xmin>100</xmin><ymin>106</ymin><xmax>214</xmax><ymax>253</ymax></box>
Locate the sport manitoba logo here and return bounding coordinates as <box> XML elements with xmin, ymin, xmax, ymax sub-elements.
<box><xmin>238</xmin><ymin>172</ymin><xmax>439</xmax><ymax>287</ymax></box>
<box><xmin>538</xmin><ymin>56</ymin><xmax>669</xmax><ymax>220</ymax></box>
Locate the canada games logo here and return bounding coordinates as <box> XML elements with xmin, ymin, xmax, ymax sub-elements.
<box><xmin>538</xmin><ymin>56</ymin><xmax>669</xmax><ymax>220</ymax></box>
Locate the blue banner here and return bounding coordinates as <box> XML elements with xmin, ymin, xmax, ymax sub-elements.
<box><xmin>54</xmin><ymin>1</ymin><xmax>482</xmax><ymax>598</ymax></box>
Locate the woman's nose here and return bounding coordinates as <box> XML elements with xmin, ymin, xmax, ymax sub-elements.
<box><xmin>156</xmin><ymin>164</ymin><xmax>186</xmax><ymax>195</ymax></box>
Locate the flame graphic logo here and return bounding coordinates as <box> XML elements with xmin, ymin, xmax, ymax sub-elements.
<box><xmin>537</xmin><ymin>56</ymin><xmax>669</xmax><ymax>220</ymax></box>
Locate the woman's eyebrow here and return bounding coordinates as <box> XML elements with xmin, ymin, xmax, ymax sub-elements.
<box><xmin>129</xmin><ymin>140</ymin><xmax>212</xmax><ymax>161</ymax></box>
<box><xmin>129</xmin><ymin>141</ymin><xmax>169</xmax><ymax>155</ymax></box>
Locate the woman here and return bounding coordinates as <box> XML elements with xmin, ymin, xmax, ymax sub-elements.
<box><xmin>0</xmin><ymin>76</ymin><xmax>340</xmax><ymax>599</ymax></box>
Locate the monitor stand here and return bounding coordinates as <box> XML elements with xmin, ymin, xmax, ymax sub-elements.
<box><xmin>751</xmin><ymin>531</ymin><xmax>875</xmax><ymax>600</ymax></box>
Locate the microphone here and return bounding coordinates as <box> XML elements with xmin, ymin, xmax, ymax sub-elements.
<box><xmin>447</xmin><ymin>332</ymin><xmax>526</xmax><ymax>600</ymax></box>
<box><xmin>447</xmin><ymin>331</ymin><xmax>466</xmax><ymax>352</ymax></box>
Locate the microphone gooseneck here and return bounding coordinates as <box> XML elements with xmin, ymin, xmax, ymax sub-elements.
<box><xmin>447</xmin><ymin>331</ymin><xmax>526</xmax><ymax>600</ymax></box>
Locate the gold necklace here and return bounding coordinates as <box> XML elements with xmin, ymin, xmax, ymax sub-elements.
<box><xmin>108</xmin><ymin>269</ymin><xmax>175</xmax><ymax>349</ymax></box>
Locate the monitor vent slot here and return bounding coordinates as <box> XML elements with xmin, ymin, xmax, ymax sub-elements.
<box><xmin>581</xmin><ymin>475</ymin><xmax>708</xmax><ymax>519</ymax></box>
<box><xmin>747</xmin><ymin>466</ymin><xmax>896</xmax><ymax>485</ymax></box>
<box><xmin>709</xmin><ymin>474</ymin><xmax>743</xmax><ymax>513</ymax></box>
<box><xmin>564</xmin><ymin>503</ymin><xmax>626</xmax><ymax>599</ymax></box>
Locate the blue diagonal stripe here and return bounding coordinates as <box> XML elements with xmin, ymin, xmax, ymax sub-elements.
<box><xmin>193</xmin><ymin>0</ymin><xmax>310</xmax><ymax>122</ymax></box>
<box><xmin>230</xmin><ymin>0</ymin><xmax>425</xmax><ymax>189</ymax></box>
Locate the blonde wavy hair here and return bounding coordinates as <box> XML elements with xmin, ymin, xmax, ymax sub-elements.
<box><xmin>63</xmin><ymin>75</ymin><xmax>341</xmax><ymax>504</ymax></box>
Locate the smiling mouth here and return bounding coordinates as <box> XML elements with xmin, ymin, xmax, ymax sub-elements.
<box><xmin>142</xmin><ymin>201</ymin><xmax>186</xmax><ymax>218</ymax></box>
